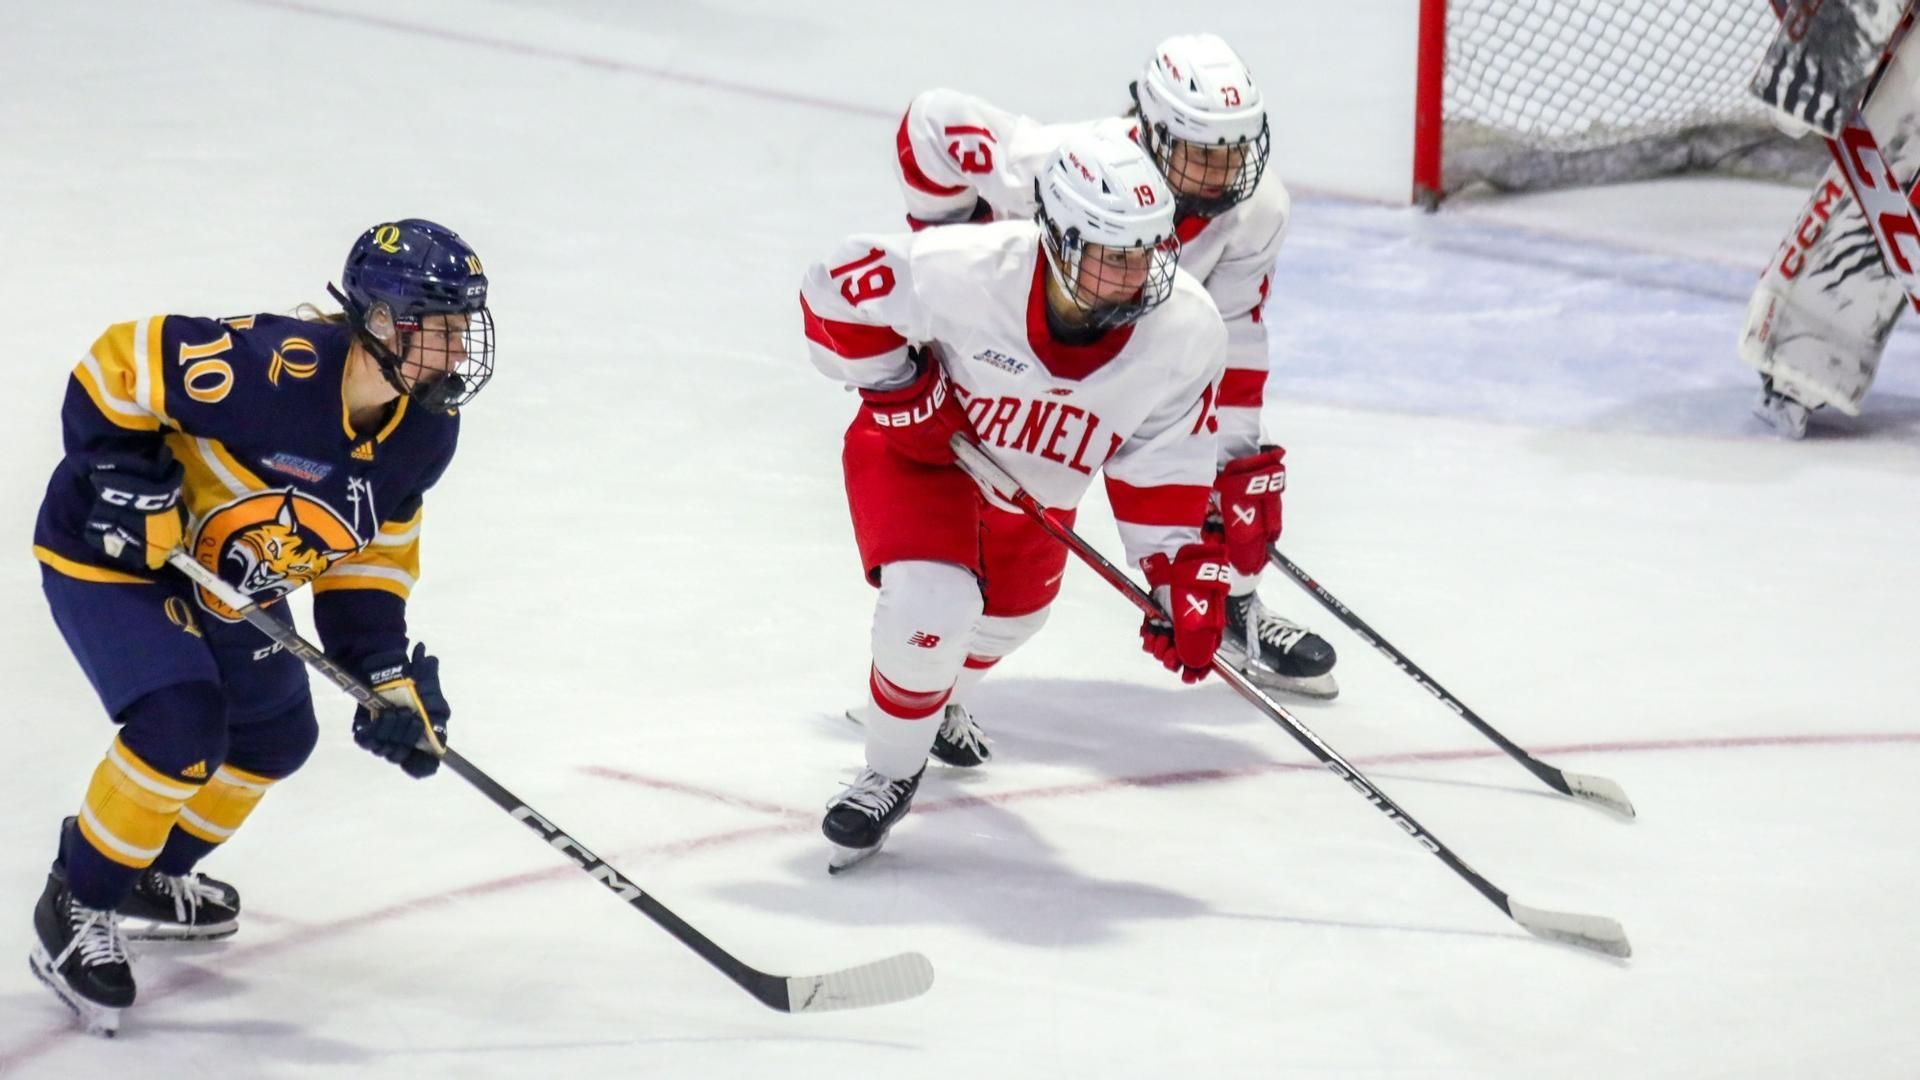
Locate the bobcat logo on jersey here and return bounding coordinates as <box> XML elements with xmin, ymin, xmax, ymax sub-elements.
<box><xmin>189</xmin><ymin>487</ymin><xmax>362</xmax><ymax>621</ymax></box>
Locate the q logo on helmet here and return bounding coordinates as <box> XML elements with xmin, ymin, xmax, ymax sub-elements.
<box><xmin>189</xmin><ymin>488</ymin><xmax>362</xmax><ymax>622</ymax></box>
<box><xmin>373</xmin><ymin>224</ymin><xmax>403</xmax><ymax>254</ymax></box>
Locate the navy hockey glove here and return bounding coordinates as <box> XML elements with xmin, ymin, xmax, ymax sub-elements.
<box><xmin>353</xmin><ymin>643</ymin><xmax>449</xmax><ymax>778</ymax></box>
<box><xmin>85</xmin><ymin>448</ymin><xmax>186</xmax><ymax>572</ymax></box>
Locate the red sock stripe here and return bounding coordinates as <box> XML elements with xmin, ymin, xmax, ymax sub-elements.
<box><xmin>1218</xmin><ymin>368</ymin><xmax>1267</xmax><ymax>408</ymax></box>
<box><xmin>869</xmin><ymin>665</ymin><xmax>952</xmax><ymax>720</ymax></box>
<box><xmin>963</xmin><ymin>655</ymin><xmax>1000</xmax><ymax>671</ymax></box>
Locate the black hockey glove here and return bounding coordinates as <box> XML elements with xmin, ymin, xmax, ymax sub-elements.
<box><xmin>84</xmin><ymin>448</ymin><xmax>186</xmax><ymax>572</ymax></box>
<box><xmin>353</xmin><ymin>643</ymin><xmax>449</xmax><ymax>779</ymax></box>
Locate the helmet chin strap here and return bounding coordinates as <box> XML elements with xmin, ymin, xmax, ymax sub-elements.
<box><xmin>328</xmin><ymin>283</ymin><xmax>458</xmax><ymax>410</ymax></box>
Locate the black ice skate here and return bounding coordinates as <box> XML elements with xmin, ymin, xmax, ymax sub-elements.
<box><xmin>29</xmin><ymin>870</ymin><xmax>134</xmax><ymax>1037</ymax></box>
<box><xmin>823</xmin><ymin>767</ymin><xmax>923</xmax><ymax>874</ymax></box>
<box><xmin>929</xmin><ymin>704</ymin><xmax>991</xmax><ymax>768</ymax></box>
<box><xmin>1218</xmin><ymin>592</ymin><xmax>1340</xmax><ymax>699</ymax></box>
<box><xmin>844</xmin><ymin>704</ymin><xmax>991</xmax><ymax>768</ymax></box>
<box><xmin>1754</xmin><ymin>376</ymin><xmax>1813</xmax><ymax>439</ymax></box>
<box><xmin>118</xmin><ymin>867</ymin><xmax>240</xmax><ymax>941</ymax></box>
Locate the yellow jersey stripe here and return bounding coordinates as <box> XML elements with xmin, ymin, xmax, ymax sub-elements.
<box><xmin>203</xmin><ymin>436</ymin><xmax>266</xmax><ymax>491</ymax></box>
<box><xmin>77</xmin><ymin>807</ymin><xmax>166</xmax><ymax>867</ymax></box>
<box><xmin>176</xmin><ymin>807</ymin><xmax>236</xmax><ymax>841</ymax></box>
<box><xmin>73</xmin><ymin>353</ymin><xmax>161</xmax><ymax>432</ymax></box>
<box><xmin>175</xmin><ymin>811</ymin><xmax>232</xmax><ymax>843</ymax></box>
<box><xmin>138</xmin><ymin>316</ymin><xmax>171</xmax><ymax>427</ymax></box>
<box><xmin>172</xmin><ymin>435</ymin><xmax>254</xmax><ymax>499</ymax></box>
<box><xmin>33</xmin><ymin>545</ymin><xmax>153</xmax><ymax>585</ymax></box>
<box><xmin>374</xmin><ymin>396</ymin><xmax>410</xmax><ymax>443</ymax></box>
<box><xmin>108</xmin><ymin>738</ymin><xmax>201</xmax><ymax>800</ymax></box>
<box><xmin>211</xmin><ymin>764</ymin><xmax>275</xmax><ymax>791</ymax></box>
<box><xmin>311</xmin><ymin>573</ymin><xmax>412</xmax><ymax>600</ymax></box>
<box><xmin>371</xmin><ymin>520</ymin><xmax>423</xmax><ymax>547</ymax></box>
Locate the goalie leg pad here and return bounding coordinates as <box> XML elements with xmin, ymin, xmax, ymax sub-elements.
<box><xmin>1742</xmin><ymin>172</ymin><xmax>1901</xmax><ymax>415</ymax></box>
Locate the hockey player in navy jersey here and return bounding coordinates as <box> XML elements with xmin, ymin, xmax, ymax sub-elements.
<box><xmin>27</xmin><ymin>219</ymin><xmax>494</xmax><ymax>1036</ymax></box>
<box><xmin>891</xmin><ymin>33</ymin><xmax>1338</xmax><ymax>699</ymax></box>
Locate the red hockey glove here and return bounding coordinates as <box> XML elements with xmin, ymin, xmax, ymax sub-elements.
<box><xmin>860</xmin><ymin>349</ymin><xmax>973</xmax><ymax>466</ymax></box>
<box><xmin>1140</xmin><ymin>541</ymin><xmax>1232</xmax><ymax>684</ymax></box>
<box><xmin>1214</xmin><ymin>446</ymin><xmax>1286</xmax><ymax>575</ymax></box>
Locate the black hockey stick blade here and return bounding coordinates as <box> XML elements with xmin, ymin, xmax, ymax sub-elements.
<box><xmin>1508</xmin><ymin>900</ymin><xmax>1632</xmax><ymax>958</ymax></box>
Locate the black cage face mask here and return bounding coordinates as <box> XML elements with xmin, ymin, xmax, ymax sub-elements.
<box><xmin>1151</xmin><ymin>122</ymin><xmax>1271</xmax><ymax>218</ymax></box>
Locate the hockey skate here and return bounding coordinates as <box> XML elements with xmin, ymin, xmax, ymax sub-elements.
<box><xmin>29</xmin><ymin>869</ymin><xmax>134</xmax><ymax>1037</ymax></box>
<box><xmin>823</xmin><ymin>767</ymin><xmax>923</xmax><ymax>874</ymax></box>
<box><xmin>118</xmin><ymin>867</ymin><xmax>241</xmax><ymax>941</ymax></box>
<box><xmin>1754</xmin><ymin>376</ymin><xmax>1813</xmax><ymax>439</ymax></box>
<box><xmin>843</xmin><ymin>704</ymin><xmax>992</xmax><ymax>769</ymax></box>
<box><xmin>1218</xmin><ymin>592</ymin><xmax>1340</xmax><ymax>699</ymax></box>
<box><xmin>929</xmin><ymin>704</ymin><xmax>990</xmax><ymax>768</ymax></box>
<box><xmin>56</xmin><ymin>816</ymin><xmax>241</xmax><ymax>940</ymax></box>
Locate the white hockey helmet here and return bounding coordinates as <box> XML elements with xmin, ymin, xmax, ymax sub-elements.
<box><xmin>1034</xmin><ymin>129</ymin><xmax>1181</xmax><ymax>331</ymax></box>
<box><xmin>1133</xmin><ymin>33</ymin><xmax>1271</xmax><ymax>217</ymax></box>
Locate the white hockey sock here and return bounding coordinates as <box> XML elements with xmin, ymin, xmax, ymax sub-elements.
<box><xmin>865</xmin><ymin>561</ymin><xmax>982</xmax><ymax>778</ymax></box>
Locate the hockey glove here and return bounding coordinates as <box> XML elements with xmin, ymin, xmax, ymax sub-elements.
<box><xmin>1140</xmin><ymin>541</ymin><xmax>1232</xmax><ymax>684</ymax></box>
<box><xmin>1213</xmin><ymin>446</ymin><xmax>1285</xmax><ymax>575</ymax></box>
<box><xmin>84</xmin><ymin>448</ymin><xmax>186</xmax><ymax>572</ymax></box>
<box><xmin>860</xmin><ymin>348</ymin><xmax>974</xmax><ymax>466</ymax></box>
<box><xmin>353</xmin><ymin>643</ymin><xmax>449</xmax><ymax>779</ymax></box>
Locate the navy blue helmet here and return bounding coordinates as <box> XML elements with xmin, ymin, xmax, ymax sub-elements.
<box><xmin>328</xmin><ymin>219</ymin><xmax>495</xmax><ymax>410</ymax></box>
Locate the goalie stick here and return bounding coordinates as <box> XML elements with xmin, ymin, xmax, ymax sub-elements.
<box><xmin>1263</xmin><ymin>545</ymin><xmax>1635</xmax><ymax>820</ymax></box>
<box><xmin>951</xmin><ymin>437</ymin><xmax>1631</xmax><ymax>959</ymax></box>
<box><xmin>162</xmin><ymin>548</ymin><xmax>935</xmax><ymax>1014</ymax></box>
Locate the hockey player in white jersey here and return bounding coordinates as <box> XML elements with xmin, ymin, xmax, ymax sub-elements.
<box><xmin>803</xmin><ymin>131</ymin><xmax>1233</xmax><ymax>872</ymax></box>
<box><xmin>890</xmin><ymin>32</ymin><xmax>1338</xmax><ymax>698</ymax></box>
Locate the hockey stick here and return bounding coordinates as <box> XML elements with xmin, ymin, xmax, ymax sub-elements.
<box><xmin>951</xmin><ymin>438</ymin><xmax>1630</xmax><ymax>958</ymax></box>
<box><xmin>162</xmin><ymin>549</ymin><xmax>935</xmax><ymax>1013</ymax></box>
<box><xmin>1263</xmin><ymin>546</ymin><xmax>1635</xmax><ymax>820</ymax></box>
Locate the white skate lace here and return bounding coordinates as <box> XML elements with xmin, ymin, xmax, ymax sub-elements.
<box><xmin>54</xmin><ymin>902</ymin><xmax>130</xmax><ymax>971</ymax></box>
<box><xmin>1240</xmin><ymin>596</ymin><xmax>1310</xmax><ymax>655</ymax></box>
<box><xmin>937</xmin><ymin>706</ymin><xmax>988</xmax><ymax>757</ymax></box>
<box><xmin>830</xmin><ymin>770</ymin><xmax>908</xmax><ymax>818</ymax></box>
<box><xmin>149</xmin><ymin>871</ymin><xmax>226</xmax><ymax>923</ymax></box>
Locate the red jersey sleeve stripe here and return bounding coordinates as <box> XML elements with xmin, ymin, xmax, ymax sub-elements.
<box><xmin>897</xmin><ymin>111</ymin><xmax>968</xmax><ymax>197</ymax></box>
<box><xmin>1105</xmin><ymin>479</ymin><xmax>1212</xmax><ymax>527</ymax></box>
<box><xmin>1218</xmin><ymin>368</ymin><xmax>1267</xmax><ymax>408</ymax></box>
<box><xmin>801</xmin><ymin>292</ymin><xmax>909</xmax><ymax>359</ymax></box>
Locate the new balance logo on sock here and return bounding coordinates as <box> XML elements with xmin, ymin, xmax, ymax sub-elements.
<box><xmin>907</xmin><ymin>632</ymin><xmax>942</xmax><ymax>648</ymax></box>
<box><xmin>181</xmin><ymin>760</ymin><xmax>208</xmax><ymax>779</ymax></box>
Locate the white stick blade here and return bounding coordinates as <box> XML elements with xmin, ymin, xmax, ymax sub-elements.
<box><xmin>786</xmin><ymin>951</ymin><xmax>935</xmax><ymax>1012</ymax></box>
<box><xmin>1563</xmin><ymin>771</ymin><xmax>1636</xmax><ymax>819</ymax></box>
<box><xmin>1509</xmin><ymin>900</ymin><xmax>1632</xmax><ymax>958</ymax></box>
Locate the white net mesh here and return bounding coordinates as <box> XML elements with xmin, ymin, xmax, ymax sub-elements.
<box><xmin>1441</xmin><ymin>0</ymin><xmax>1828</xmax><ymax>194</ymax></box>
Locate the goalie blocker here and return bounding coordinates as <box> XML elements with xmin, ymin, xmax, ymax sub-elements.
<box><xmin>1741</xmin><ymin>1</ymin><xmax>1920</xmax><ymax>436</ymax></box>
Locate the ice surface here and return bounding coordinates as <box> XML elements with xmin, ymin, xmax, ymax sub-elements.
<box><xmin>2</xmin><ymin>3</ymin><xmax>1916</xmax><ymax>1077</ymax></box>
